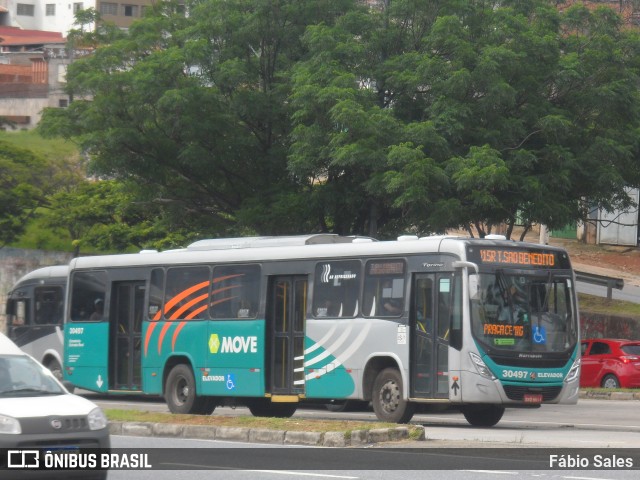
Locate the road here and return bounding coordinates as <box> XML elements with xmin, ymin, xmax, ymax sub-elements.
<box><xmin>78</xmin><ymin>393</ymin><xmax>640</xmax><ymax>479</ymax></box>
<box><xmin>577</xmin><ymin>279</ymin><xmax>640</xmax><ymax>303</ymax></box>
<box><xmin>86</xmin><ymin>392</ymin><xmax>640</xmax><ymax>448</ymax></box>
<box><xmin>103</xmin><ymin>435</ymin><xmax>640</xmax><ymax>480</ymax></box>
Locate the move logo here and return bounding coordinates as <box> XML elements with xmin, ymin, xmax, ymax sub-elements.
<box><xmin>209</xmin><ymin>333</ymin><xmax>258</xmax><ymax>354</ymax></box>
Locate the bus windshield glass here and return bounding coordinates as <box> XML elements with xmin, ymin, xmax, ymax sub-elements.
<box><xmin>469</xmin><ymin>271</ymin><xmax>577</xmax><ymax>354</ymax></box>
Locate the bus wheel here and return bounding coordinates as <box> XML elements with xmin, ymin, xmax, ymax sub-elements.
<box><xmin>462</xmin><ymin>405</ymin><xmax>505</xmax><ymax>427</ymax></box>
<box><xmin>165</xmin><ymin>364</ymin><xmax>211</xmax><ymax>414</ymax></box>
<box><xmin>372</xmin><ymin>368</ymin><xmax>415</xmax><ymax>423</ymax></box>
<box><xmin>248</xmin><ymin>399</ymin><xmax>297</xmax><ymax>418</ymax></box>
<box><xmin>45</xmin><ymin>358</ymin><xmax>63</xmax><ymax>382</ymax></box>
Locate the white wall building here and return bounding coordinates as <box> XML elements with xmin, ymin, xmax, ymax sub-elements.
<box><xmin>1</xmin><ymin>1</ymin><xmax>153</xmax><ymax>36</ymax></box>
<box><xmin>1</xmin><ymin>1</ymin><xmax>89</xmax><ymax>35</ymax></box>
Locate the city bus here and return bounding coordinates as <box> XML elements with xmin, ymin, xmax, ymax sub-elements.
<box><xmin>62</xmin><ymin>234</ymin><xmax>581</xmax><ymax>425</ymax></box>
<box><xmin>5</xmin><ymin>265</ymin><xmax>68</xmax><ymax>380</ymax></box>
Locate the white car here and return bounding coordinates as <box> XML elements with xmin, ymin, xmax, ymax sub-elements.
<box><xmin>0</xmin><ymin>332</ymin><xmax>110</xmax><ymax>478</ymax></box>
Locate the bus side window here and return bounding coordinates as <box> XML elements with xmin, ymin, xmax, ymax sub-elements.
<box><xmin>34</xmin><ymin>287</ymin><xmax>64</xmax><ymax>325</ymax></box>
<box><xmin>164</xmin><ymin>267</ymin><xmax>210</xmax><ymax>320</ymax></box>
<box><xmin>70</xmin><ymin>271</ymin><xmax>108</xmax><ymax>322</ymax></box>
<box><xmin>437</xmin><ymin>278</ymin><xmax>452</xmax><ymax>340</ymax></box>
<box><xmin>312</xmin><ymin>260</ymin><xmax>360</xmax><ymax>318</ymax></box>
<box><xmin>210</xmin><ymin>264</ymin><xmax>260</xmax><ymax>320</ymax></box>
<box><xmin>415</xmin><ymin>278</ymin><xmax>433</xmax><ymax>332</ymax></box>
<box><xmin>148</xmin><ymin>268</ymin><xmax>164</xmax><ymax>320</ymax></box>
<box><xmin>363</xmin><ymin>260</ymin><xmax>405</xmax><ymax>318</ymax></box>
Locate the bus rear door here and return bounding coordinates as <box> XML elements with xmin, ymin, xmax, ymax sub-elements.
<box><xmin>109</xmin><ymin>281</ymin><xmax>144</xmax><ymax>391</ymax></box>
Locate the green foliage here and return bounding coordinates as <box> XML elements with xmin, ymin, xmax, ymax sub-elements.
<box><xmin>33</xmin><ymin>0</ymin><xmax>640</xmax><ymax>243</ymax></box>
<box><xmin>40</xmin><ymin>0</ymin><xmax>359</xmax><ymax>242</ymax></box>
<box><xmin>289</xmin><ymin>0</ymin><xmax>640</xmax><ymax>238</ymax></box>
<box><xmin>42</xmin><ymin>180</ymin><xmax>197</xmax><ymax>255</ymax></box>
<box><xmin>13</xmin><ymin>211</ymin><xmax>73</xmax><ymax>252</ymax></box>
<box><xmin>0</xmin><ymin>141</ymin><xmax>53</xmax><ymax>247</ymax></box>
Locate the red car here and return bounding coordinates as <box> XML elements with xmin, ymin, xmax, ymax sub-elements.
<box><xmin>580</xmin><ymin>339</ymin><xmax>640</xmax><ymax>388</ymax></box>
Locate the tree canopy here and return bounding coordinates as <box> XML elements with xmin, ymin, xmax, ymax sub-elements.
<box><xmin>38</xmin><ymin>0</ymin><xmax>640</xmax><ymax>245</ymax></box>
<box><xmin>0</xmin><ymin>141</ymin><xmax>51</xmax><ymax>247</ymax></box>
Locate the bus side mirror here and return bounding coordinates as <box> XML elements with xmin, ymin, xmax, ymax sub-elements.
<box><xmin>452</xmin><ymin>261</ymin><xmax>479</xmax><ymax>274</ymax></box>
<box><xmin>6</xmin><ymin>299</ymin><xmax>15</xmax><ymax>316</ymax></box>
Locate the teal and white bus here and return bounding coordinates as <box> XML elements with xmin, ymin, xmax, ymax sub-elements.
<box><xmin>6</xmin><ymin>265</ymin><xmax>68</xmax><ymax>380</ymax></box>
<box><xmin>63</xmin><ymin>234</ymin><xmax>581</xmax><ymax>425</ymax></box>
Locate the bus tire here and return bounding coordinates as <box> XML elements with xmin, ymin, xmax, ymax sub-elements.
<box><xmin>462</xmin><ymin>405</ymin><xmax>505</xmax><ymax>427</ymax></box>
<box><xmin>45</xmin><ymin>358</ymin><xmax>63</xmax><ymax>382</ymax></box>
<box><xmin>371</xmin><ymin>368</ymin><xmax>415</xmax><ymax>423</ymax></box>
<box><xmin>165</xmin><ymin>364</ymin><xmax>212</xmax><ymax>415</ymax></box>
<box><xmin>248</xmin><ymin>399</ymin><xmax>297</xmax><ymax>418</ymax></box>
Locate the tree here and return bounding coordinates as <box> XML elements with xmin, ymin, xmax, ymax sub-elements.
<box><xmin>39</xmin><ymin>0</ymin><xmax>358</xmax><ymax>243</ymax></box>
<box><xmin>0</xmin><ymin>141</ymin><xmax>51</xmax><ymax>247</ymax></box>
<box><xmin>42</xmin><ymin>179</ymin><xmax>185</xmax><ymax>256</ymax></box>
<box><xmin>39</xmin><ymin>1</ymin><xmax>640</xmax><ymax>242</ymax></box>
<box><xmin>290</xmin><ymin>0</ymin><xmax>640</xmax><ymax>239</ymax></box>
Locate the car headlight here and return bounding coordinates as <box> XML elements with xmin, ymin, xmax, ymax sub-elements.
<box><xmin>87</xmin><ymin>408</ymin><xmax>108</xmax><ymax>431</ymax></box>
<box><xmin>564</xmin><ymin>357</ymin><xmax>581</xmax><ymax>384</ymax></box>
<box><xmin>0</xmin><ymin>414</ymin><xmax>21</xmax><ymax>434</ymax></box>
<box><xmin>469</xmin><ymin>352</ymin><xmax>496</xmax><ymax>380</ymax></box>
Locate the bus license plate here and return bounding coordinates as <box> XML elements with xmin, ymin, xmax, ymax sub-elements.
<box><xmin>523</xmin><ymin>393</ymin><xmax>543</xmax><ymax>404</ymax></box>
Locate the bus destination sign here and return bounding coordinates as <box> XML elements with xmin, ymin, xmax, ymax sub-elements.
<box><xmin>467</xmin><ymin>246</ymin><xmax>570</xmax><ymax>269</ymax></box>
<box><xmin>480</xmin><ymin>249</ymin><xmax>555</xmax><ymax>267</ymax></box>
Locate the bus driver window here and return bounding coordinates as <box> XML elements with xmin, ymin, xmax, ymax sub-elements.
<box><xmin>363</xmin><ymin>260</ymin><xmax>406</xmax><ymax>318</ymax></box>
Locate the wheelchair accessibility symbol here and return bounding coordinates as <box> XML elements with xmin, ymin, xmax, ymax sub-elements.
<box><xmin>226</xmin><ymin>374</ymin><xmax>236</xmax><ymax>391</ymax></box>
<box><xmin>533</xmin><ymin>326</ymin><xmax>547</xmax><ymax>344</ymax></box>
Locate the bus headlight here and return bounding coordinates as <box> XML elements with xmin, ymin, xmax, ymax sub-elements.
<box><xmin>564</xmin><ymin>357</ymin><xmax>581</xmax><ymax>383</ymax></box>
<box><xmin>469</xmin><ymin>352</ymin><xmax>496</xmax><ymax>380</ymax></box>
<box><xmin>0</xmin><ymin>414</ymin><xmax>21</xmax><ymax>434</ymax></box>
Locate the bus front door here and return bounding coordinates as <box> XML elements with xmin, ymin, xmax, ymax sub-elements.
<box><xmin>410</xmin><ymin>274</ymin><xmax>451</xmax><ymax>399</ymax></box>
<box><xmin>267</xmin><ymin>276</ymin><xmax>307</xmax><ymax>396</ymax></box>
<box><xmin>109</xmin><ymin>281</ymin><xmax>144</xmax><ymax>391</ymax></box>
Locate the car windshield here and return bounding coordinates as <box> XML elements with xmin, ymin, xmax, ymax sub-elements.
<box><xmin>0</xmin><ymin>354</ymin><xmax>65</xmax><ymax>396</ymax></box>
<box><xmin>469</xmin><ymin>271</ymin><xmax>578</xmax><ymax>354</ymax></box>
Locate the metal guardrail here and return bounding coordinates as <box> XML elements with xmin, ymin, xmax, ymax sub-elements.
<box><xmin>575</xmin><ymin>270</ymin><xmax>624</xmax><ymax>300</ymax></box>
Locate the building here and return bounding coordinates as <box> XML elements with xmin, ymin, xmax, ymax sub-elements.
<box><xmin>0</xmin><ymin>26</ymin><xmax>71</xmax><ymax>128</ymax></box>
<box><xmin>1</xmin><ymin>1</ymin><xmax>157</xmax><ymax>129</ymax></box>
<box><xmin>0</xmin><ymin>1</ymin><xmax>155</xmax><ymax>36</ymax></box>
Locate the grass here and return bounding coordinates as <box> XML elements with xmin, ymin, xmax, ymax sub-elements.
<box><xmin>104</xmin><ymin>409</ymin><xmax>413</xmax><ymax>435</ymax></box>
<box><xmin>0</xmin><ymin>129</ymin><xmax>80</xmax><ymax>162</ymax></box>
<box><xmin>578</xmin><ymin>292</ymin><xmax>640</xmax><ymax>317</ymax></box>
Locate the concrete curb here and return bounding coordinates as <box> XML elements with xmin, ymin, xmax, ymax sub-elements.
<box><xmin>579</xmin><ymin>390</ymin><xmax>640</xmax><ymax>401</ymax></box>
<box><xmin>109</xmin><ymin>422</ymin><xmax>424</xmax><ymax>447</ymax></box>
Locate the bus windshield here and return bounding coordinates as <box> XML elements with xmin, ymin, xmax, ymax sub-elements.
<box><xmin>469</xmin><ymin>271</ymin><xmax>577</xmax><ymax>354</ymax></box>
